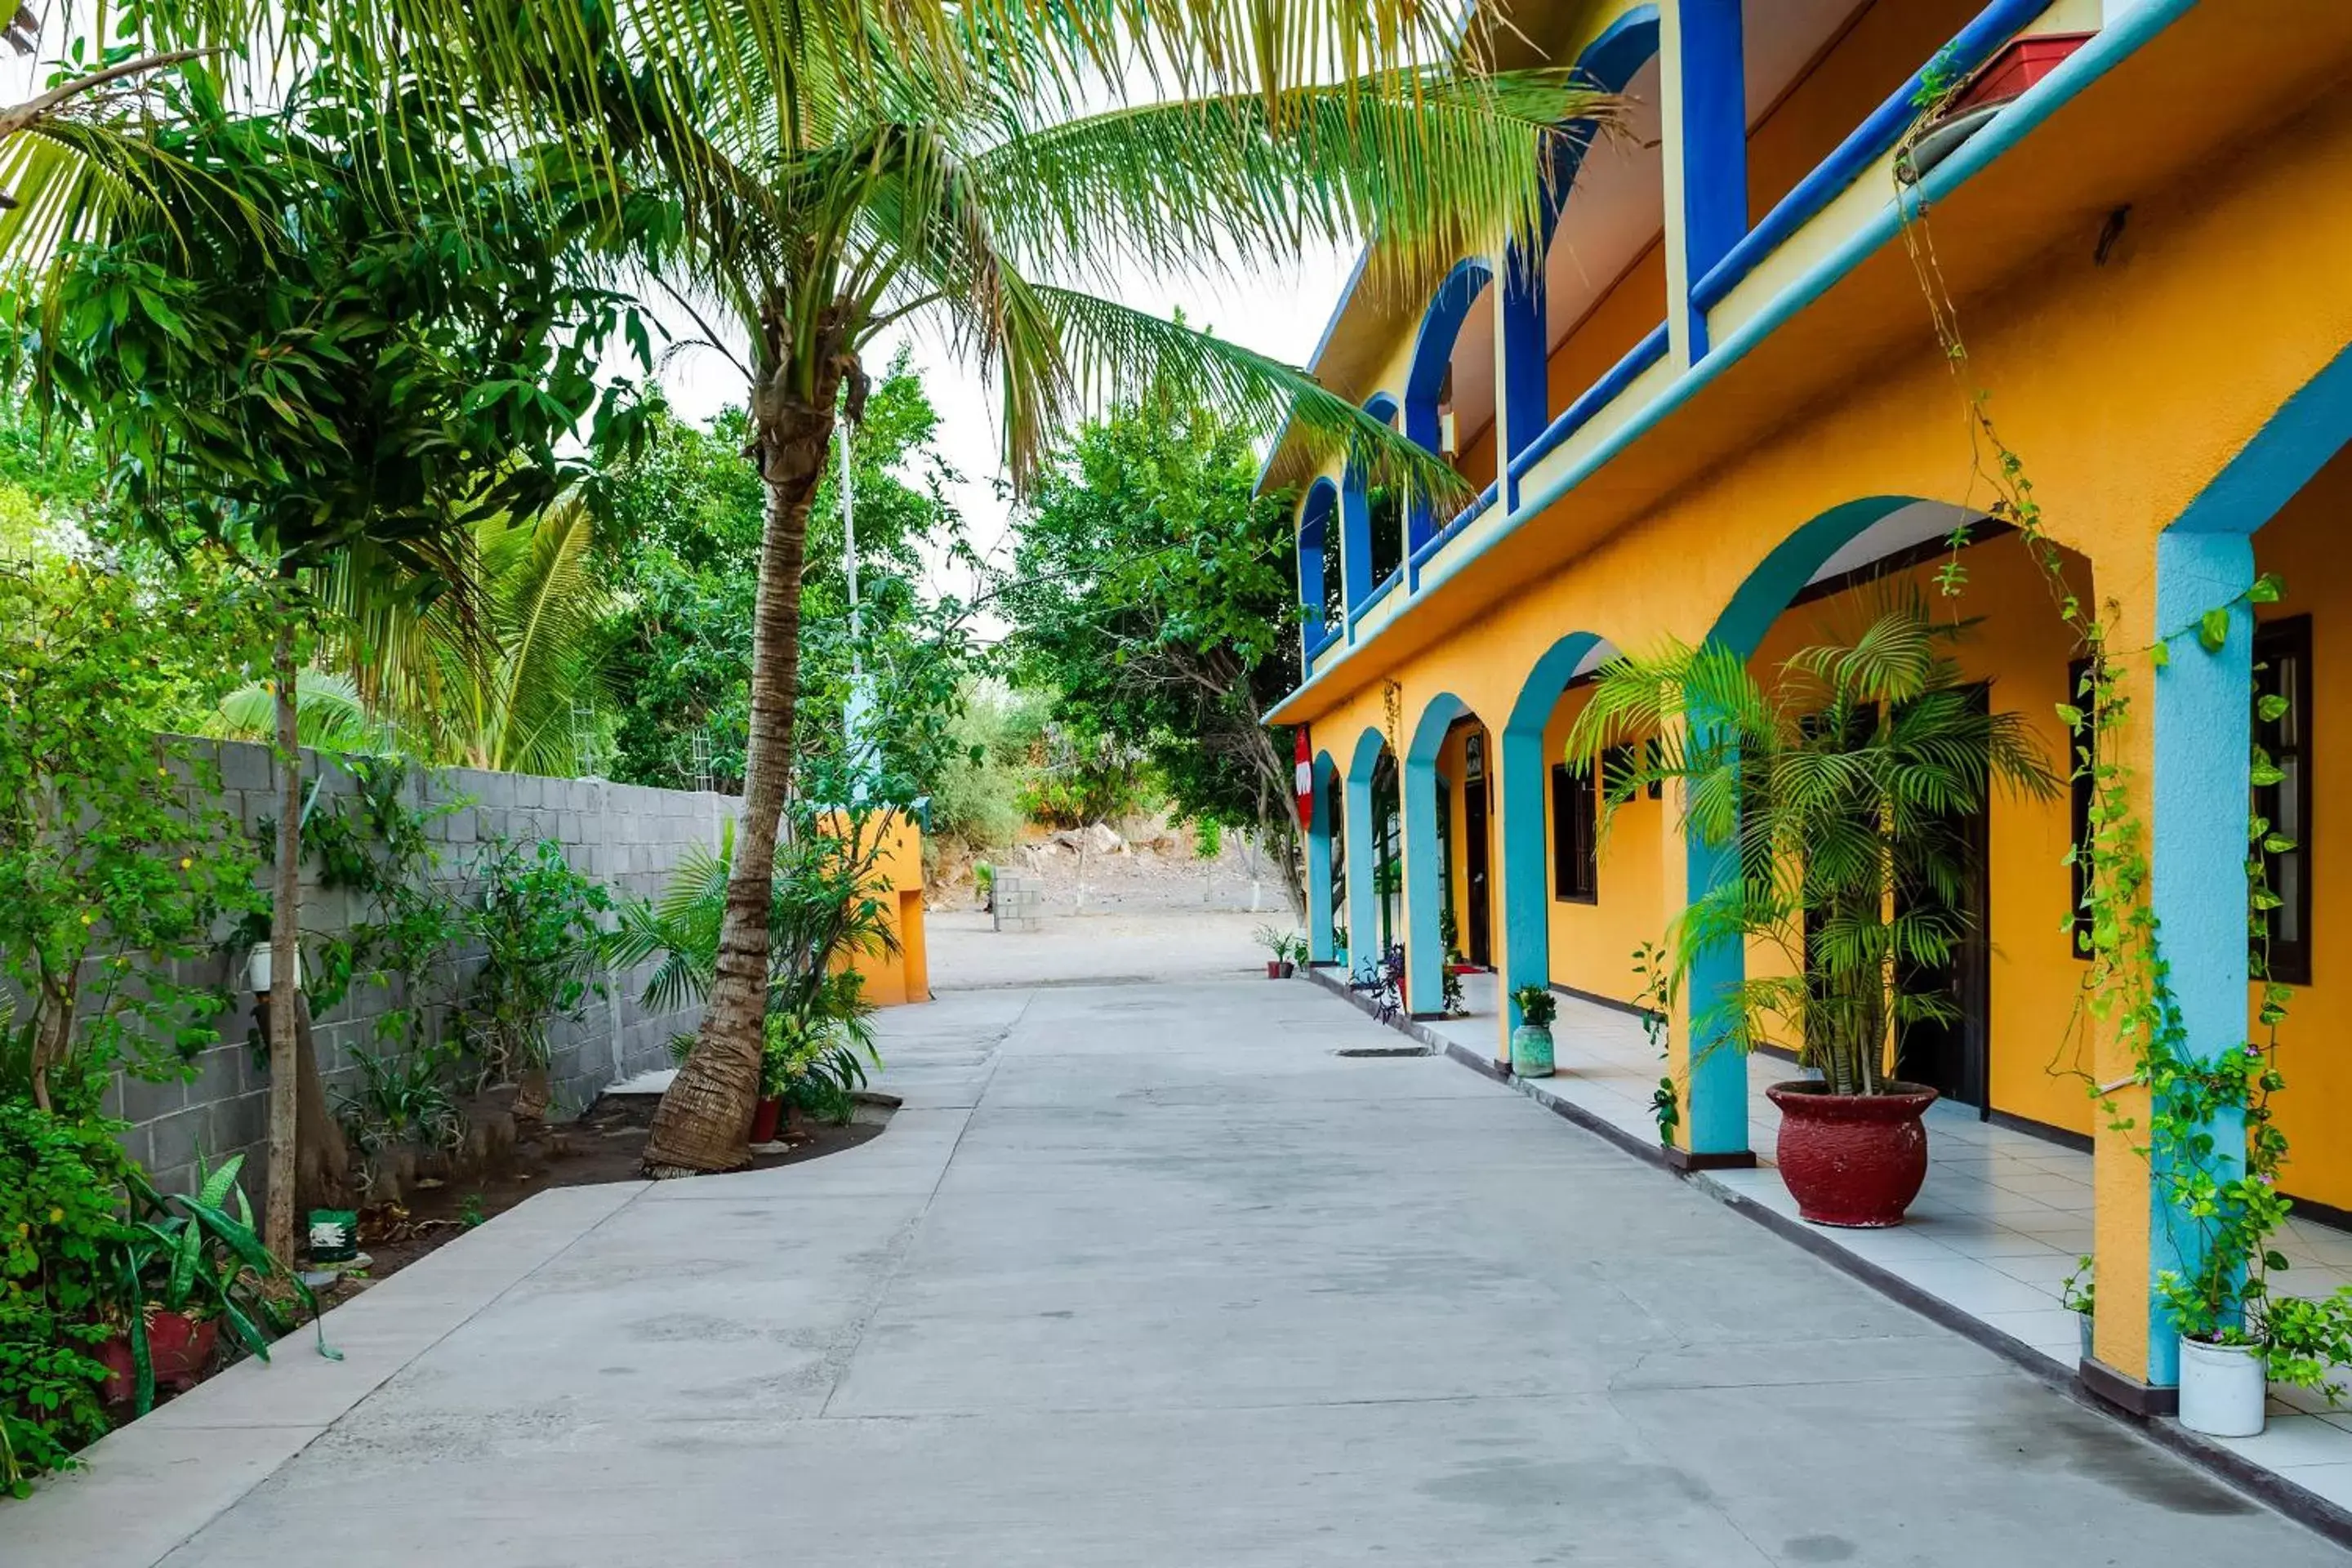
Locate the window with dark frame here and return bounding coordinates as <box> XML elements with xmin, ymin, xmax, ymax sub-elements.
<box><xmin>1551</xmin><ymin>760</ymin><xmax>1597</xmax><ymax>903</ymax></box>
<box><xmin>2255</xmin><ymin>615</ymin><xmax>2313</xmax><ymax>987</ymax></box>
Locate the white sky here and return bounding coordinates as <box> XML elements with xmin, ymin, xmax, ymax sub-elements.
<box><xmin>645</xmin><ymin>252</ymin><xmax>1359</xmax><ymax>610</ymax></box>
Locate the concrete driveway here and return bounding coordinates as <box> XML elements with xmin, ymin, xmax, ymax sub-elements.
<box><xmin>14</xmin><ymin>973</ymin><xmax>2347</xmax><ymax>1566</ymax></box>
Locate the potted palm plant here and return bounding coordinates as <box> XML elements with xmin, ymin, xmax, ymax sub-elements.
<box><xmin>1510</xmin><ymin>984</ymin><xmax>1557</xmax><ymax>1078</ymax></box>
<box><xmin>1566</xmin><ymin>596</ymin><xmax>2057</xmax><ymax>1227</ymax></box>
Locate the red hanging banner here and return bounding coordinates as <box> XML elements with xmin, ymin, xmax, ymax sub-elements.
<box><xmin>1294</xmin><ymin>728</ymin><xmax>1314</xmax><ymax>830</ymax></box>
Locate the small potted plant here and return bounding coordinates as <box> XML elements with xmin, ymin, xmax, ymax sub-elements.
<box><xmin>1566</xmin><ymin>599</ymin><xmax>2057</xmax><ymax>1226</ymax></box>
<box><xmin>2060</xmin><ymin>1255</ymin><xmax>2095</xmax><ymax>1364</ymax></box>
<box><xmin>103</xmin><ymin>1154</ymin><xmax>336</xmax><ymax>1412</ymax></box>
<box><xmin>1510</xmin><ymin>984</ymin><xmax>1557</xmax><ymax>1078</ymax></box>
<box><xmin>2164</xmin><ymin>1203</ymin><xmax>2352</xmax><ymax>1437</ymax></box>
<box><xmin>1253</xmin><ymin>924</ymin><xmax>1300</xmax><ymax>979</ymax></box>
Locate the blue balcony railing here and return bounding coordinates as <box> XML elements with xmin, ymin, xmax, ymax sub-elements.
<box><xmin>1690</xmin><ymin>0</ymin><xmax>2050</xmax><ymax>315</ymax></box>
<box><xmin>1506</xmin><ymin>321</ymin><xmax>1669</xmax><ymax>488</ymax></box>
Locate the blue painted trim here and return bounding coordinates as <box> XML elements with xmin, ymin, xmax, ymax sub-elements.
<box><xmin>2172</xmin><ymin>341</ymin><xmax>2352</xmax><ymax>537</ymax></box>
<box><xmin>1263</xmin><ymin>0</ymin><xmax>2191</xmax><ymax>724</ymax></box>
<box><xmin>1507</xmin><ymin>323</ymin><xmax>1669</xmax><ymax>485</ymax></box>
<box><xmin>1304</xmin><ymin>621</ymin><xmax>1343</xmax><ymax>666</ymax></box>
<box><xmin>1502</xmin><ymin>7</ymin><xmax>1664</xmax><ymax>497</ymax></box>
<box><xmin>1410</xmin><ymin>479</ymin><xmax>1501</xmax><ymax>573</ymax></box>
<box><xmin>1690</xmin><ymin>0</ymin><xmax>2047</xmax><ymax>315</ymax></box>
<box><xmin>1675</xmin><ymin>0</ymin><xmax>1748</xmax><ymax>360</ymax></box>
<box><xmin>1358</xmin><ymin>567</ymin><xmax>1402</xmax><ymax>618</ymax></box>
<box><xmin>1296</xmin><ymin>476</ymin><xmax>1339</xmax><ymax>661</ymax></box>
<box><xmin>1405</xmin><ymin>259</ymin><xmax>1497</xmax><ymax>574</ymax></box>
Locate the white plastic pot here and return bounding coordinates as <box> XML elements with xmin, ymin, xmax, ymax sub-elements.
<box><xmin>247</xmin><ymin>942</ymin><xmax>303</xmax><ymax>996</ymax></box>
<box><xmin>2177</xmin><ymin>1335</ymin><xmax>2267</xmax><ymax>1437</ymax></box>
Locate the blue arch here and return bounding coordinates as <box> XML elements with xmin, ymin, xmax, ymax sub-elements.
<box><xmin>1307</xmin><ymin>749</ymin><xmax>1340</xmax><ymax>962</ymax></box>
<box><xmin>1343</xmin><ymin>395</ymin><xmax>1404</xmax><ymax>612</ymax></box>
<box><xmin>1402</xmin><ymin>694</ymin><xmax>1479</xmax><ymax>1013</ymax></box>
<box><xmin>1341</xmin><ymin>726</ymin><xmax>1392</xmax><ymax>964</ymax></box>
<box><xmin>1298</xmin><ymin>477</ymin><xmax>1341</xmax><ymax>649</ymax></box>
<box><xmin>1402</xmin><ymin>261</ymin><xmax>1498</xmax><ymax>574</ymax></box>
<box><xmin>1496</xmin><ymin>633</ymin><xmax>1608</xmax><ymax>1039</ymax></box>
<box><xmin>1676</xmin><ymin>494</ymin><xmax>1953</xmax><ymax>1163</ymax></box>
<box><xmin>1499</xmin><ymin>6</ymin><xmax>1663</xmax><ymax>494</ymax></box>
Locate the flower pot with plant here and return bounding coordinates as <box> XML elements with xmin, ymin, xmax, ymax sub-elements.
<box><xmin>1253</xmin><ymin>924</ymin><xmax>1301</xmax><ymax>979</ymax></box>
<box><xmin>1566</xmin><ymin>598</ymin><xmax>2057</xmax><ymax>1227</ymax></box>
<box><xmin>1510</xmin><ymin>985</ymin><xmax>1557</xmax><ymax>1078</ymax></box>
<box><xmin>103</xmin><ymin>1154</ymin><xmax>338</xmax><ymax>1412</ymax></box>
<box><xmin>2058</xmin><ymin>1254</ymin><xmax>2096</xmax><ymax>1362</ymax></box>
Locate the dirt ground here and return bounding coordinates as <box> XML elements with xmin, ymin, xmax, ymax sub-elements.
<box><xmin>332</xmin><ymin>1095</ymin><xmax>884</xmax><ymax>1294</ymax></box>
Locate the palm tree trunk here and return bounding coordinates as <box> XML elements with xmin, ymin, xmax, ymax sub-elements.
<box><xmin>264</xmin><ymin>608</ymin><xmax>302</xmax><ymax>1263</ymax></box>
<box><xmin>643</xmin><ymin>346</ymin><xmax>840</xmax><ymax>1176</ymax></box>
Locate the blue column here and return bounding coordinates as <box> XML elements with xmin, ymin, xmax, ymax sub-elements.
<box><xmin>1340</xmin><ymin>469</ymin><xmax>1373</xmax><ymax>613</ymax></box>
<box><xmin>1403</xmin><ymin>755</ymin><xmax>1446</xmax><ymax>1015</ymax></box>
<box><xmin>2145</xmin><ymin>528</ymin><xmax>2256</xmax><ymax>1386</ymax></box>
<box><xmin>1677</xmin><ymin>716</ymin><xmax>1753</xmax><ymax>1163</ymax></box>
<box><xmin>1666</xmin><ymin>0</ymin><xmax>1746</xmax><ymax>362</ymax></box>
<box><xmin>1344</xmin><ymin>774</ymin><xmax>1379</xmax><ymax>969</ymax></box>
<box><xmin>1499</xmin><ymin>245</ymin><xmax>1548</xmax><ymax>511</ymax></box>
<box><xmin>1307</xmin><ymin>761</ymin><xmax>1336</xmax><ymax>964</ymax></box>
<box><xmin>1497</xmin><ymin>721</ymin><xmax>1551</xmax><ymax>1047</ymax></box>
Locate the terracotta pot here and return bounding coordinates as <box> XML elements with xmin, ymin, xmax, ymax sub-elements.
<box><xmin>1766</xmin><ymin>1080</ymin><xmax>1939</xmax><ymax>1228</ymax></box>
<box><xmin>1267</xmin><ymin>960</ymin><xmax>1285</xmax><ymax>978</ymax></box>
<box><xmin>100</xmin><ymin>1311</ymin><xmax>220</xmax><ymax>1403</ymax></box>
<box><xmin>750</xmin><ymin>1095</ymin><xmax>784</xmax><ymax>1144</ymax></box>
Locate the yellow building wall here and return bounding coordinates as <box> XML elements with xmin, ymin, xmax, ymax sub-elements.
<box><xmin>1745</xmin><ymin>0</ymin><xmax>1985</xmax><ymax>224</ymax></box>
<box><xmin>1539</xmin><ymin>684</ymin><xmax>1666</xmax><ymax>1005</ymax></box>
<box><xmin>1286</xmin><ymin>3</ymin><xmax>2352</xmax><ymax>1379</ymax></box>
<box><xmin>2252</xmin><ymin>446</ymin><xmax>2352</xmax><ymax>1211</ymax></box>
<box><xmin>823</xmin><ymin>808</ymin><xmax>931</xmax><ymax>1009</ymax></box>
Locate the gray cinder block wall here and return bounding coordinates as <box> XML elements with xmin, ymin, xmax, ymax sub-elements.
<box><xmin>100</xmin><ymin>739</ymin><xmax>738</xmax><ymax>1200</ymax></box>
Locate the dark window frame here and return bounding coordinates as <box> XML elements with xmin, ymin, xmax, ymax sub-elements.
<box><xmin>2255</xmin><ymin>614</ymin><xmax>2314</xmax><ymax>987</ymax></box>
<box><xmin>1552</xmin><ymin>760</ymin><xmax>1598</xmax><ymax>904</ymax></box>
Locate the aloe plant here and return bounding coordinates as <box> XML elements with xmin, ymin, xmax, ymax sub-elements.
<box><xmin>116</xmin><ymin>1154</ymin><xmax>340</xmax><ymax>1414</ymax></box>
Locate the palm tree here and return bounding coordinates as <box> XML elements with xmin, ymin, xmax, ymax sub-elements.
<box><xmin>1564</xmin><ymin>596</ymin><xmax>2059</xmax><ymax>1096</ymax></box>
<box><xmin>213</xmin><ymin>499</ymin><xmax>617</xmax><ymax>776</ymax></box>
<box><xmin>310</xmin><ymin>0</ymin><xmax>1622</xmax><ymax>1173</ymax></box>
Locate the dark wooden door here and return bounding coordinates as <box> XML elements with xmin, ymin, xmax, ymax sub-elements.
<box><xmin>1465</xmin><ymin>774</ymin><xmax>1492</xmax><ymax>966</ymax></box>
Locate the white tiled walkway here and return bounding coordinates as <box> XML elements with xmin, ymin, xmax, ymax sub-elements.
<box><xmin>1422</xmin><ymin>976</ymin><xmax>2352</xmax><ymax>1506</ymax></box>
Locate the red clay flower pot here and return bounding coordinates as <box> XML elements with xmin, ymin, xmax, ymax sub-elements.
<box><xmin>1267</xmin><ymin>960</ymin><xmax>1285</xmax><ymax>978</ymax></box>
<box><xmin>1766</xmin><ymin>1080</ymin><xmax>1940</xmax><ymax>1228</ymax></box>
<box><xmin>750</xmin><ymin>1095</ymin><xmax>784</xmax><ymax>1144</ymax></box>
<box><xmin>100</xmin><ymin>1311</ymin><xmax>220</xmax><ymax>1403</ymax></box>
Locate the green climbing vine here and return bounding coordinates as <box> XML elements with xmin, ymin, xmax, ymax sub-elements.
<box><xmin>1895</xmin><ymin>77</ymin><xmax>2352</xmax><ymax>1386</ymax></box>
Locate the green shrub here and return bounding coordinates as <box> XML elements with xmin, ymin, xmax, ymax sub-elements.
<box><xmin>0</xmin><ymin>1089</ymin><xmax>131</xmax><ymax>1495</ymax></box>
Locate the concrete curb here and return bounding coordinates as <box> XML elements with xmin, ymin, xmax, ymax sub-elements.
<box><xmin>1298</xmin><ymin>973</ymin><xmax>2352</xmax><ymax>1555</ymax></box>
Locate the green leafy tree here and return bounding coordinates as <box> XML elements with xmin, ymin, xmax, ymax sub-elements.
<box><xmin>596</xmin><ymin>354</ymin><xmax>971</xmax><ymax>795</ymax></box>
<box><xmin>326</xmin><ymin>0</ymin><xmax>1618</xmax><ymax>1175</ymax></box>
<box><xmin>1003</xmin><ymin>393</ymin><xmax>1305</xmax><ymax>910</ymax></box>
<box><xmin>26</xmin><ymin>69</ymin><xmax>648</xmax><ymax>1258</ymax></box>
<box><xmin>0</xmin><ymin>555</ymin><xmax>265</xmax><ymax>1111</ymax></box>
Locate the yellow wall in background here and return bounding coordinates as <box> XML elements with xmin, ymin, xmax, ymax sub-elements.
<box><xmin>1539</xmin><ymin>684</ymin><xmax>1666</xmax><ymax>1005</ymax></box>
